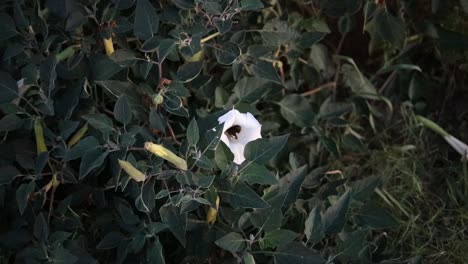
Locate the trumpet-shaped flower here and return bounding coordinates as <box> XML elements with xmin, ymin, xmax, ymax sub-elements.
<box><xmin>417</xmin><ymin>115</ymin><xmax>468</xmax><ymax>158</ymax></box>
<box><xmin>217</xmin><ymin>109</ymin><xmax>262</xmax><ymax>164</ymax></box>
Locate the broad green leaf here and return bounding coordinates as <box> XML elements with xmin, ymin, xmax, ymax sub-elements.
<box><xmin>241</xmin><ymin>0</ymin><xmax>264</xmax><ymax>10</ymax></box>
<box><xmin>215</xmin><ymin>232</ymin><xmax>246</xmax><ymax>252</ymax></box>
<box><xmin>0</xmin><ymin>71</ymin><xmax>19</xmax><ymax>103</ymax></box>
<box><xmin>240</xmin><ymin>164</ymin><xmax>277</xmax><ymax>185</ymax></box>
<box><xmin>136</xmin><ymin>178</ymin><xmax>156</xmax><ymax>213</ymax></box>
<box><xmin>158</xmin><ymin>39</ymin><xmax>176</xmax><ymax>62</ymax></box>
<box><xmin>354</xmin><ymin>203</ymin><xmax>399</xmax><ymax>229</ymax></box>
<box><xmin>176</xmin><ymin>61</ymin><xmax>203</xmax><ymax>83</ymax></box>
<box><xmin>267</xmin><ymin>165</ymin><xmax>307</xmax><ymax>209</ymax></box>
<box><xmin>16</xmin><ymin>181</ymin><xmax>36</xmax><ymax>215</ymax></box>
<box><xmin>160</xmin><ymin>205</ymin><xmax>187</xmax><ymax>246</ymax></box>
<box><xmin>374</xmin><ymin>8</ymin><xmax>405</xmax><ymax>46</ymax></box>
<box><xmin>79</xmin><ymin>149</ymin><xmax>109</xmax><ymax>179</ymax></box>
<box><xmin>96</xmin><ymin>231</ymin><xmax>125</xmax><ymax>249</ymax></box>
<box><xmin>0</xmin><ymin>166</ymin><xmax>19</xmax><ymax>187</ymax></box>
<box><xmin>233</xmin><ymin>77</ymin><xmax>271</xmax><ymax>103</ymax></box>
<box><xmin>323</xmin><ymin>190</ymin><xmax>351</xmax><ymax>234</ymax></box>
<box><xmin>223</xmin><ymin>182</ymin><xmax>270</xmax><ymax>209</ymax></box>
<box><xmin>109</xmin><ymin>49</ymin><xmax>137</xmax><ymax>63</ymax></box>
<box><xmin>260</xmin><ymin>19</ymin><xmax>298</xmax><ymax>46</ymax></box>
<box><xmin>251</xmin><ymin>61</ymin><xmax>282</xmax><ymax>84</ymax></box>
<box><xmin>33</xmin><ymin>213</ymin><xmax>49</xmax><ymax>242</ymax></box>
<box><xmin>0</xmin><ymin>114</ymin><xmax>23</xmax><ymax>132</ymax></box>
<box><xmin>213</xmin><ymin>17</ymin><xmax>233</xmax><ymax>35</ymax></box>
<box><xmin>244</xmin><ymin>135</ymin><xmax>289</xmax><ymax>164</ymax></box>
<box><xmin>114</xmin><ymin>95</ymin><xmax>132</xmax><ymax>125</ymax></box>
<box><xmin>215</xmin><ymin>141</ymin><xmax>234</xmax><ymax>170</ymax></box>
<box><xmin>187</xmin><ymin>118</ymin><xmax>199</xmax><ymax>146</ymax></box>
<box><xmin>65</xmin><ymin>136</ymin><xmax>100</xmax><ymax>161</ymax></box>
<box><xmin>278</xmin><ymin>94</ymin><xmax>314</xmax><ymax>127</ymax></box>
<box><xmin>243</xmin><ymin>253</ymin><xmax>256</xmax><ymax>264</ymax></box>
<box><xmin>147</xmin><ymin>239</ymin><xmax>166</xmax><ymax>264</ymax></box>
<box><xmin>0</xmin><ymin>13</ymin><xmax>17</xmax><ymax>41</ymax></box>
<box><xmin>260</xmin><ymin>229</ymin><xmax>298</xmax><ymax>249</ymax></box>
<box><xmin>134</xmin><ymin>0</ymin><xmax>159</xmax><ymax>40</ymax></box>
<box><xmin>273</xmin><ymin>242</ymin><xmax>325</xmax><ymax>264</ymax></box>
<box><xmin>250</xmin><ymin>208</ymin><xmax>282</xmax><ymax>232</ymax></box>
<box><xmin>215</xmin><ymin>42</ymin><xmax>241</xmax><ymax>65</ymax></box>
<box><xmin>170</xmin><ymin>0</ymin><xmax>195</xmax><ymax>9</ymax></box>
<box><xmin>82</xmin><ymin>114</ymin><xmax>115</xmax><ymax>134</ymax></box>
<box><xmin>304</xmin><ymin>206</ymin><xmax>323</xmax><ymax>243</ymax></box>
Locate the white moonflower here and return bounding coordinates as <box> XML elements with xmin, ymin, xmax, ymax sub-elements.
<box><xmin>217</xmin><ymin>109</ymin><xmax>262</xmax><ymax>164</ymax></box>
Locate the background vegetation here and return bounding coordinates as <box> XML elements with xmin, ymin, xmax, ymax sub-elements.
<box><xmin>1</xmin><ymin>0</ymin><xmax>468</xmax><ymax>263</ymax></box>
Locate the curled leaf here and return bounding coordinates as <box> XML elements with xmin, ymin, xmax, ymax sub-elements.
<box><xmin>144</xmin><ymin>142</ymin><xmax>187</xmax><ymax>171</ymax></box>
<box><xmin>118</xmin><ymin>159</ymin><xmax>146</xmax><ymax>182</ymax></box>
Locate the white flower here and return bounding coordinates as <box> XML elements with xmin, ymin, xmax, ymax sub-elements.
<box><xmin>217</xmin><ymin>109</ymin><xmax>262</xmax><ymax>164</ymax></box>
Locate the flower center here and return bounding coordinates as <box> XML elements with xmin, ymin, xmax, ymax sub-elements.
<box><xmin>225</xmin><ymin>125</ymin><xmax>241</xmax><ymax>140</ymax></box>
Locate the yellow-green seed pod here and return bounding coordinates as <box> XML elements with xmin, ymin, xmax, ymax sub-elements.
<box><xmin>144</xmin><ymin>142</ymin><xmax>188</xmax><ymax>171</ymax></box>
<box><xmin>34</xmin><ymin>117</ymin><xmax>48</xmax><ymax>154</ymax></box>
<box><xmin>68</xmin><ymin>123</ymin><xmax>88</xmax><ymax>148</ymax></box>
<box><xmin>118</xmin><ymin>159</ymin><xmax>146</xmax><ymax>182</ymax></box>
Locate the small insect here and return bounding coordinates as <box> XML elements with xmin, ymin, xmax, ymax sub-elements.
<box><xmin>225</xmin><ymin>125</ymin><xmax>241</xmax><ymax>139</ymax></box>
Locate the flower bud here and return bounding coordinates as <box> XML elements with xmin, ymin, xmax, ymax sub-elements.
<box><xmin>144</xmin><ymin>142</ymin><xmax>188</xmax><ymax>171</ymax></box>
<box><xmin>118</xmin><ymin>159</ymin><xmax>146</xmax><ymax>182</ymax></box>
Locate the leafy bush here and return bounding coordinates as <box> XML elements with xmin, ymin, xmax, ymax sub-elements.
<box><xmin>2</xmin><ymin>0</ymin><xmax>468</xmax><ymax>263</ymax></box>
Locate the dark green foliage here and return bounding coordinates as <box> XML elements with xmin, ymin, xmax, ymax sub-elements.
<box><xmin>2</xmin><ymin>0</ymin><xmax>465</xmax><ymax>263</ymax></box>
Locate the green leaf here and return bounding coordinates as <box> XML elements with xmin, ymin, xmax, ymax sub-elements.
<box><xmin>215</xmin><ymin>42</ymin><xmax>241</xmax><ymax>65</ymax></box>
<box><xmin>147</xmin><ymin>239</ymin><xmax>166</xmax><ymax>264</ymax></box>
<box><xmin>134</xmin><ymin>0</ymin><xmax>159</xmax><ymax>40</ymax></box>
<box><xmin>304</xmin><ymin>206</ymin><xmax>323</xmax><ymax>243</ymax></box>
<box><xmin>278</xmin><ymin>94</ymin><xmax>314</xmax><ymax>127</ymax></box>
<box><xmin>250</xmin><ymin>208</ymin><xmax>282</xmax><ymax>232</ymax></box>
<box><xmin>187</xmin><ymin>118</ymin><xmax>199</xmax><ymax>146</ymax></box>
<box><xmin>158</xmin><ymin>39</ymin><xmax>176</xmax><ymax>62</ymax></box>
<box><xmin>82</xmin><ymin>114</ymin><xmax>115</xmax><ymax>134</ymax></box>
<box><xmin>233</xmin><ymin>77</ymin><xmax>271</xmax><ymax>103</ymax></box>
<box><xmin>374</xmin><ymin>8</ymin><xmax>405</xmax><ymax>46</ymax></box>
<box><xmin>241</xmin><ymin>0</ymin><xmax>264</xmax><ymax>10</ymax></box>
<box><xmin>260</xmin><ymin>19</ymin><xmax>298</xmax><ymax>46</ymax></box>
<box><xmin>135</xmin><ymin>178</ymin><xmax>156</xmax><ymax>213</ymax></box>
<box><xmin>354</xmin><ymin>203</ymin><xmax>399</xmax><ymax>229</ymax></box>
<box><xmin>244</xmin><ymin>135</ymin><xmax>289</xmax><ymax>164</ymax></box>
<box><xmin>0</xmin><ymin>13</ymin><xmax>17</xmax><ymax>41</ymax></box>
<box><xmin>215</xmin><ymin>232</ymin><xmax>246</xmax><ymax>252</ymax></box>
<box><xmin>50</xmin><ymin>247</ymin><xmax>78</xmax><ymax>264</ymax></box>
<box><xmin>261</xmin><ymin>229</ymin><xmax>298</xmax><ymax>249</ymax></box>
<box><xmin>160</xmin><ymin>205</ymin><xmax>187</xmax><ymax>246</ymax></box>
<box><xmin>16</xmin><ymin>181</ymin><xmax>35</xmax><ymax>215</ymax></box>
<box><xmin>223</xmin><ymin>182</ymin><xmax>270</xmax><ymax>209</ymax></box>
<box><xmin>0</xmin><ymin>71</ymin><xmax>19</xmax><ymax>104</ymax></box>
<box><xmin>109</xmin><ymin>49</ymin><xmax>138</xmax><ymax>63</ymax></box>
<box><xmin>0</xmin><ymin>114</ymin><xmax>23</xmax><ymax>132</ymax></box>
<box><xmin>240</xmin><ymin>164</ymin><xmax>277</xmax><ymax>185</ymax></box>
<box><xmin>0</xmin><ymin>166</ymin><xmax>19</xmax><ymax>187</ymax></box>
<box><xmin>323</xmin><ymin>190</ymin><xmax>351</xmax><ymax>234</ymax></box>
<box><xmin>267</xmin><ymin>165</ymin><xmax>307</xmax><ymax>209</ymax></box>
<box><xmin>65</xmin><ymin>136</ymin><xmax>100</xmax><ymax>161</ymax></box>
<box><xmin>79</xmin><ymin>149</ymin><xmax>109</xmax><ymax>179</ymax></box>
<box><xmin>213</xmin><ymin>17</ymin><xmax>233</xmax><ymax>35</ymax></box>
<box><xmin>215</xmin><ymin>141</ymin><xmax>234</xmax><ymax>170</ymax></box>
<box><xmin>170</xmin><ymin>0</ymin><xmax>195</xmax><ymax>9</ymax></box>
<box><xmin>96</xmin><ymin>231</ymin><xmax>125</xmax><ymax>249</ymax></box>
<box><xmin>251</xmin><ymin>61</ymin><xmax>282</xmax><ymax>84</ymax></box>
<box><xmin>273</xmin><ymin>242</ymin><xmax>325</xmax><ymax>264</ymax></box>
<box><xmin>243</xmin><ymin>253</ymin><xmax>256</xmax><ymax>264</ymax></box>
<box><xmin>114</xmin><ymin>95</ymin><xmax>132</xmax><ymax>125</ymax></box>
<box><xmin>176</xmin><ymin>61</ymin><xmax>203</xmax><ymax>83</ymax></box>
<box><xmin>33</xmin><ymin>213</ymin><xmax>49</xmax><ymax>242</ymax></box>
